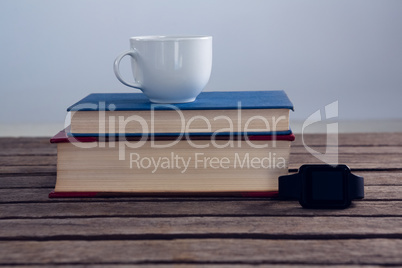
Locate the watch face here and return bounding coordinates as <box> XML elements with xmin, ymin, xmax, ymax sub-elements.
<box><xmin>300</xmin><ymin>165</ymin><xmax>350</xmax><ymax>208</ymax></box>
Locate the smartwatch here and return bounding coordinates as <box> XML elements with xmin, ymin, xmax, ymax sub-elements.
<box><xmin>279</xmin><ymin>164</ymin><xmax>364</xmax><ymax>209</ymax></box>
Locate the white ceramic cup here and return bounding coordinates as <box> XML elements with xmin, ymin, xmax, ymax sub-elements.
<box><xmin>114</xmin><ymin>36</ymin><xmax>212</xmax><ymax>103</ymax></box>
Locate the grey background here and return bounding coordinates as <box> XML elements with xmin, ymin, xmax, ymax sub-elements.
<box><xmin>1</xmin><ymin>0</ymin><xmax>401</xmax><ymax>133</ymax></box>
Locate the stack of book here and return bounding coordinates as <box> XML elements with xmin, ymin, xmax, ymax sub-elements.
<box><xmin>49</xmin><ymin>91</ymin><xmax>295</xmax><ymax>197</ymax></box>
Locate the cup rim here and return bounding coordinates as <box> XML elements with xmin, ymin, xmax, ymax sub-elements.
<box><xmin>130</xmin><ymin>35</ymin><xmax>212</xmax><ymax>41</ymax></box>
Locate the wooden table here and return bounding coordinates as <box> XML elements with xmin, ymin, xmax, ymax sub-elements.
<box><xmin>0</xmin><ymin>133</ymin><xmax>401</xmax><ymax>266</ymax></box>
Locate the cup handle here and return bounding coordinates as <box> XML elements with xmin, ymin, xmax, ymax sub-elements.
<box><xmin>113</xmin><ymin>50</ymin><xmax>142</xmax><ymax>89</ymax></box>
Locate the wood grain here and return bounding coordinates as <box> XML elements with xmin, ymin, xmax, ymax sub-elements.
<box><xmin>1</xmin><ymin>133</ymin><xmax>401</xmax><ymax>156</ymax></box>
<box><xmin>0</xmin><ymin>201</ymin><xmax>400</xmax><ymax>219</ymax></box>
<box><xmin>293</xmin><ymin>133</ymin><xmax>402</xmax><ymax>146</ymax></box>
<box><xmin>0</xmin><ymin>176</ymin><xmax>56</xmax><ymax>188</ymax></box>
<box><xmin>0</xmin><ymin>185</ymin><xmax>400</xmax><ymax>203</ymax></box>
<box><xmin>1</xmin><ymin>171</ymin><xmax>400</xmax><ymax>190</ymax></box>
<box><xmin>1</xmin><ymin>146</ymin><xmax>401</xmax><ymax>166</ymax></box>
<box><xmin>0</xmin><ymin>138</ymin><xmax>56</xmax><ymax>156</ymax></box>
<box><xmin>289</xmin><ymin>154</ymin><xmax>402</xmax><ymax>169</ymax></box>
<box><xmin>0</xmin><ymin>166</ymin><xmax>56</xmax><ymax>175</ymax></box>
<box><xmin>0</xmin><ymin>135</ymin><xmax>401</xmax><ymax>266</ymax></box>
<box><xmin>0</xmin><ymin>216</ymin><xmax>400</xmax><ymax>239</ymax></box>
<box><xmin>0</xmin><ymin>239</ymin><xmax>401</xmax><ymax>265</ymax></box>
<box><xmin>1</xmin><ymin>133</ymin><xmax>401</xmax><ymax>147</ymax></box>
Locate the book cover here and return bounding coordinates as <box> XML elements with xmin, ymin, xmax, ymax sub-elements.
<box><xmin>67</xmin><ymin>90</ymin><xmax>294</xmax><ymax>112</ymax></box>
<box><xmin>68</xmin><ymin>91</ymin><xmax>294</xmax><ymax>137</ymax></box>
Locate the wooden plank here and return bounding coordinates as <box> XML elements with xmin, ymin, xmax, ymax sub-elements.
<box><xmin>0</xmin><ymin>138</ymin><xmax>51</xmax><ymax>148</ymax></box>
<box><xmin>355</xmin><ymin>171</ymin><xmax>402</xmax><ymax>185</ymax></box>
<box><xmin>0</xmin><ymin>216</ymin><xmax>400</xmax><ymax>239</ymax></box>
<box><xmin>2</xmin><ymin>145</ymin><xmax>402</xmax><ymax>164</ymax></box>
<box><xmin>0</xmin><ymin>148</ymin><xmax>56</xmax><ymax>156</ymax></box>
<box><xmin>2</xmin><ymin>146</ymin><xmax>402</xmax><ymax>166</ymax></box>
<box><xmin>290</xmin><ymin>146</ymin><xmax>402</xmax><ymax>154</ymax></box>
<box><xmin>1</xmin><ymin>133</ymin><xmax>401</xmax><ymax>148</ymax></box>
<box><xmin>0</xmin><ymin>138</ymin><xmax>51</xmax><ymax>145</ymax></box>
<box><xmin>0</xmin><ymin>155</ymin><xmax>56</xmax><ymax>166</ymax></box>
<box><xmin>1</xmin><ymin>134</ymin><xmax>401</xmax><ymax>157</ymax></box>
<box><xmin>293</xmin><ymin>133</ymin><xmax>402</xmax><ymax>146</ymax></box>
<box><xmin>0</xmin><ymin>239</ymin><xmax>400</xmax><ymax>265</ymax></box>
<box><xmin>0</xmin><ymin>176</ymin><xmax>56</xmax><ymax>189</ymax></box>
<box><xmin>0</xmin><ymin>201</ymin><xmax>400</xmax><ymax>219</ymax></box>
<box><xmin>0</xmin><ymin>138</ymin><xmax>56</xmax><ymax>156</ymax></box>
<box><xmin>2</xmin><ymin>145</ymin><xmax>402</xmax><ymax>158</ymax></box>
<box><xmin>0</xmin><ymin>185</ymin><xmax>400</xmax><ymax>203</ymax></box>
<box><xmin>365</xmin><ymin>186</ymin><xmax>402</xmax><ymax>200</ymax></box>
<box><xmin>1</xmin><ymin>151</ymin><xmax>401</xmax><ymax>170</ymax></box>
<box><xmin>289</xmin><ymin>154</ymin><xmax>402</xmax><ymax>169</ymax></box>
<box><xmin>2</xmin><ymin>262</ymin><xmax>378</xmax><ymax>268</ymax></box>
<box><xmin>0</xmin><ymin>171</ymin><xmax>399</xmax><ymax>190</ymax></box>
<box><xmin>0</xmin><ymin>166</ymin><xmax>56</xmax><ymax>175</ymax></box>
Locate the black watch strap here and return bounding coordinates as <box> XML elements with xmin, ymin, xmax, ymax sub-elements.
<box><xmin>348</xmin><ymin>173</ymin><xmax>364</xmax><ymax>199</ymax></box>
<box><xmin>279</xmin><ymin>170</ymin><xmax>364</xmax><ymax>200</ymax></box>
<box><xmin>278</xmin><ymin>173</ymin><xmax>301</xmax><ymax>200</ymax></box>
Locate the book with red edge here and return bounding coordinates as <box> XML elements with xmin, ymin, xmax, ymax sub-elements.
<box><xmin>49</xmin><ymin>128</ymin><xmax>295</xmax><ymax>198</ymax></box>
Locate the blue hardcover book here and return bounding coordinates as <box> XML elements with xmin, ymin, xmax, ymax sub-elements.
<box><xmin>68</xmin><ymin>91</ymin><xmax>294</xmax><ymax>136</ymax></box>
